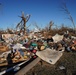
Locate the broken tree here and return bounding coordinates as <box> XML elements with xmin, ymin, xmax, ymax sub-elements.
<box><xmin>16</xmin><ymin>12</ymin><xmax>31</xmax><ymax>34</ymax></box>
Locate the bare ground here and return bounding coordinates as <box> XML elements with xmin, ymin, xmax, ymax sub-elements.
<box><xmin>26</xmin><ymin>51</ymin><xmax>76</xmax><ymax>75</ymax></box>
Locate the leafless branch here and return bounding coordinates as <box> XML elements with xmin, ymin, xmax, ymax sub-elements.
<box><xmin>60</xmin><ymin>2</ymin><xmax>75</xmax><ymax>30</ymax></box>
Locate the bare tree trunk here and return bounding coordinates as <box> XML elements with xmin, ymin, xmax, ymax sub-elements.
<box><xmin>49</xmin><ymin>21</ymin><xmax>54</xmax><ymax>31</ymax></box>
<box><xmin>16</xmin><ymin>12</ymin><xmax>31</xmax><ymax>34</ymax></box>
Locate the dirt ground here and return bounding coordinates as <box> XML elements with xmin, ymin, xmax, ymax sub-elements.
<box><xmin>26</xmin><ymin>51</ymin><xmax>76</xmax><ymax>75</ymax></box>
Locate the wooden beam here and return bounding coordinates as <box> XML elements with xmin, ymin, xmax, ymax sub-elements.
<box><xmin>15</xmin><ymin>57</ymin><xmax>41</xmax><ymax>75</ymax></box>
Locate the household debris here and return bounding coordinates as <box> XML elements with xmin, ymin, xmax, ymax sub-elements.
<box><xmin>0</xmin><ymin>12</ymin><xmax>76</xmax><ymax>75</ymax></box>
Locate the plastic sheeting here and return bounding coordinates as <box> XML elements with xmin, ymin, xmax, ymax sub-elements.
<box><xmin>53</xmin><ymin>34</ymin><xmax>63</xmax><ymax>43</ymax></box>
<box><xmin>13</xmin><ymin>43</ymin><xmax>26</xmax><ymax>49</ymax></box>
<box><xmin>36</xmin><ymin>48</ymin><xmax>64</xmax><ymax>64</ymax></box>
